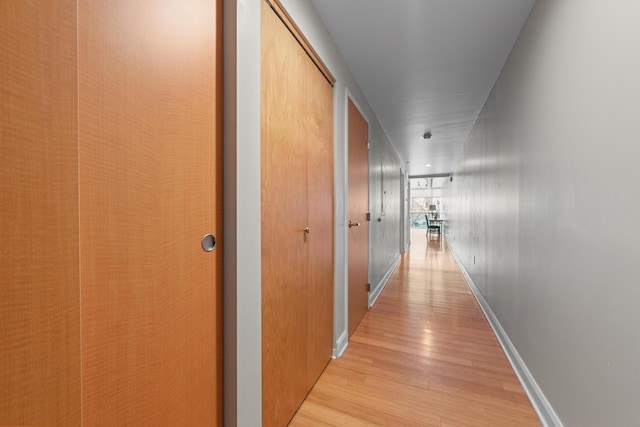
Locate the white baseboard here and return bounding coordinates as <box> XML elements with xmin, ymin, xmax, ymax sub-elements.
<box><xmin>445</xmin><ymin>238</ymin><xmax>564</xmax><ymax>427</ymax></box>
<box><xmin>368</xmin><ymin>254</ymin><xmax>401</xmax><ymax>308</ymax></box>
<box><xmin>332</xmin><ymin>330</ymin><xmax>348</xmax><ymax>359</ymax></box>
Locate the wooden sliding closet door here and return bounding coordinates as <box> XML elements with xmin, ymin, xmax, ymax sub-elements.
<box><xmin>79</xmin><ymin>1</ymin><xmax>222</xmax><ymax>425</ymax></box>
<box><xmin>305</xmin><ymin>56</ymin><xmax>334</xmax><ymax>389</ymax></box>
<box><xmin>0</xmin><ymin>2</ymin><xmax>80</xmax><ymax>425</ymax></box>
<box><xmin>261</xmin><ymin>1</ymin><xmax>334</xmax><ymax>426</ymax></box>
<box><xmin>261</xmin><ymin>2</ymin><xmax>309</xmax><ymax>424</ymax></box>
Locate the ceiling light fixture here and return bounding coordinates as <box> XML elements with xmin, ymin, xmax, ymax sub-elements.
<box><xmin>423</xmin><ymin>130</ymin><xmax>432</xmax><ymax>139</ymax></box>
<box><xmin>426</xmin><ymin>164</ymin><xmax>432</xmax><ymax>167</ymax></box>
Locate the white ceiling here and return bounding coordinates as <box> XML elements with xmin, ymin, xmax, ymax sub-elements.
<box><xmin>308</xmin><ymin>0</ymin><xmax>535</xmax><ymax>177</ymax></box>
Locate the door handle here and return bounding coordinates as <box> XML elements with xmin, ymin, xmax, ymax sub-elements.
<box><xmin>348</xmin><ymin>220</ymin><xmax>360</xmax><ymax>228</ymax></box>
<box><xmin>201</xmin><ymin>234</ymin><xmax>216</xmax><ymax>252</ymax></box>
<box><xmin>303</xmin><ymin>227</ymin><xmax>310</xmax><ymax>234</ymax></box>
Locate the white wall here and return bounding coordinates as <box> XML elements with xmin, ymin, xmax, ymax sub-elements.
<box><xmin>223</xmin><ymin>0</ymin><xmax>262</xmax><ymax>425</ymax></box>
<box><xmin>444</xmin><ymin>0</ymin><xmax>640</xmax><ymax>425</ymax></box>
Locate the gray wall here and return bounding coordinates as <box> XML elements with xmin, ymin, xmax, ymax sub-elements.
<box><xmin>444</xmin><ymin>0</ymin><xmax>640</xmax><ymax>425</ymax></box>
<box><xmin>224</xmin><ymin>0</ymin><xmax>404</xmax><ymax>424</ymax></box>
<box><xmin>368</xmin><ymin>118</ymin><xmax>403</xmax><ymax>294</ymax></box>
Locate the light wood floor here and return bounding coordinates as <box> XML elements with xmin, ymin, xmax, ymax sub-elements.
<box><xmin>289</xmin><ymin>229</ymin><xmax>541</xmax><ymax>426</ymax></box>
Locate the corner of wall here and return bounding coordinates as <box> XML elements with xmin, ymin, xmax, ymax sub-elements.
<box><xmin>223</xmin><ymin>0</ymin><xmax>262</xmax><ymax>425</ymax></box>
<box><xmin>333</xmin><ymin>330</ymin><xmax>348</xmax><ymax>358</ymax></box>
<box><xmin>368</xmin><ymin>254</ymin><xmax>401</xmax><ymax>308</ymax></box>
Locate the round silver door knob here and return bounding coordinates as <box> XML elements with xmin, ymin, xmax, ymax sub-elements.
<box><xmin>201</xmin><ymin>234</ymin><xmax>216</xmax><ymax>252</ymax></box>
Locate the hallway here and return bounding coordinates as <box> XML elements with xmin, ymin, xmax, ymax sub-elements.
<box><xmin>290</xmin><ymin>229</ymin><xmax>541</xmax><ymax>426</ymax></box>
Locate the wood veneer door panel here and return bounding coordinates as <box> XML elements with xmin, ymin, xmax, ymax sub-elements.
<box><xmin>0</xmin><ymin>2</ymin><xmax>81</xmax><ymax>425</ymax></box>
<box><xmin>79</xmin><ymin>0</ymin><xmax>222</xmax><ymax>425</ymax></box>
<box><xmin>347</xmin><ymin>99</ymin><xmax>369</xmax><ymax>337</ymax></box>
<box><xmin>305</xmin><ymin>57</ymin><xmax>334</xmax><ymax>389</ymax></box>
<box><xmin>261</xmin><ymin>3</ymin><xmax>309</xmax><ymax>426</ymax></box>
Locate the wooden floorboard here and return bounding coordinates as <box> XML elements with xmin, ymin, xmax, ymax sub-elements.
<box><xmin>290</xmin><ymin>229</ymin><xmax>541</xmax><ymax>426</ymax></box>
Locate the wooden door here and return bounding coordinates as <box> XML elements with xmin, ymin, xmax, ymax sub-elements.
<box><xmin>305</xmin><ymin>47</ymin><xmax>334</xmax><ymax>389</ymax></box>
<box><xmin>261</xmin><ymin>2</ymin><xmax>309</xmax><ymax>425</ymax></box>
<box><xmin>78</xmin><ymin>0</ymin><xmax>222</xmax><ymax>425</ymax></box>
<box><xmin>261</xmin><ymin>1</ymin><xmax>334</xmax><ymax>425</ymax></box>
<box><xmin>0</xmin><ymin>2</ymin><xmax>81</xmax><ymax>425</ymax></box>
<box><xmin>347</xmin><ymin>99</ymin><xmax>369</xmax><ymax>337</ymax></box>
